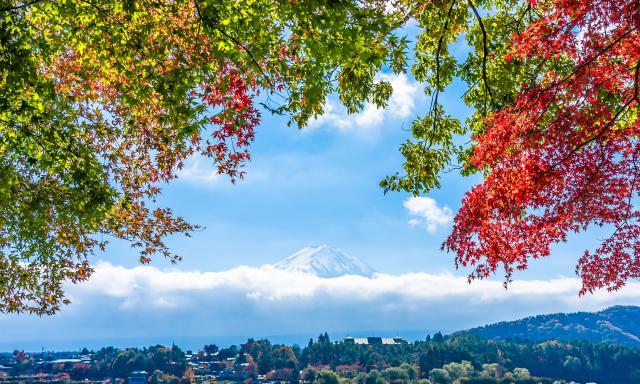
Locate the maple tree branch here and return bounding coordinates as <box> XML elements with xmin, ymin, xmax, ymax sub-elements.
<box><xmin>214</xmin><ymin>28</ymin><xmax>273</xmax><ymax>88</ymax></box>
<box><xmin>524</xmin><ymin>57</ymin><xmax>548</xmax><ymax>91</ymax></box>
<box><xmin>627</xmin><ymin>143</ymin><xmax>640</xmax><ymax>222</ymax></box>
<box><xmin>512</xmin><ymin>3</ymin><xmax>531</xmax><ymax>32</ymax></box>
<box><xmin>390</xmin><ymin>1</ymin><xmax>419</xmax><ymax>29</ymax></box>
<box><xmin>467</xmin><ymin>0</ymin><xmax>494</xmax><ymax>110</ymax></box>
<box><xmin>0</xmin><ymin>0</ymin><xmax>43</xmax><ymax>12</ymax></box>
<box><xmin>429</xmin><ymin>0</ymin><xmax>457</xmax><ymax>126</ymax></box>
<box><xmin>561</xmin><ymin>141</ymin><xmax>608</xmax><ymax>211</ymax></box>
<box><xmin>540</xmin><ymin>62</ymin><xmax>639</xmax><ymax>173</ymax></box>
<box><xmin>522</xmin><ymin>64</ymin><xmax>635</xmax><ymax>125</ymax></box>
<box><xmin>542</xmin><ymin>27</ymin><xmax>637</xmax><ymax>94</ymax></box>
<box><xmin>511</xmin><ymin>65</ymin><xmax>636</xmax><ymax>151</ymax></box>
<box><xmin>539</xmin><ymin>97</ymin><xmax>634</xmax><ymax>178</ymax></box>
<box><xmin>461</xmin><ymin>78</ymin><xmax>481</xmax><ymax>98</ymax></box>
<box><xmin>634</xmin><ymin>61</ymin><xmax>639</xmax><ymax>102</ymax></box>
<box><xmin>193</xmin><ymin>0</ymin><xmax>273</xmax><ymax>88</ymax></box>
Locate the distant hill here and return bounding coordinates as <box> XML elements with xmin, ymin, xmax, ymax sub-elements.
<box><xmin>457</xmin><ymin>305</ymin><xmax>640</xmax><ymax>347</ymax></box>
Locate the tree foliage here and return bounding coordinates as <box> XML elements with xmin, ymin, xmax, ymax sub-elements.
<box><xmin>3</xmin><ymin>0</ymin><xmax>640</xmax><ymax>314</ymax></box>
<box><xmin>6</xmin><ymin>336</ymin><xmax>640</xmax><ymax>383</ymax></box>
<box><xmin>0</xmin><ymin>0</ymin><xmax>407</xmax><ymax>314</ymax></box>
<box><xmin>381</xmin><ymin>0</ymin><xmax>640</xmax><ymax>293</ymax></box>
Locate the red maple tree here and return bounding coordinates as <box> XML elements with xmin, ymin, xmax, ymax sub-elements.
<box><xmin>444</xmin><ymin>0</ymin><xmax>640</xmax><ymax>293</ymax></box>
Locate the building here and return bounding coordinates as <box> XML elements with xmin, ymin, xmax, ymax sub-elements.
<box><xmin>128</xmin><ymin>371</ymin><xmax>148</xmax><ymax>384</ymax></box>
<box><xmin>343</xmin><ymin>336</ymin><xmax>407</xmax><ymax>345</ymax></box>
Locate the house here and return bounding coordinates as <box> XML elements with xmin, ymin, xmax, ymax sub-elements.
<box><xmin>128</xmin><ymin>371</ymin><xmax>148</xmax><ymax>384</ymax></box>
<box><xmin>343</xmin><ymin>337</ymin><xmax>369</xmax><ymax>345</ymax></box>
<box><xmin>343</xmin><ymin>336</ymin><xmax>407</xmax><ymax>345</ymax></box>
<box><xmin>208</xmin><ymin>361</ymin><xmax>229</xmax><ymax>372</ymax></box>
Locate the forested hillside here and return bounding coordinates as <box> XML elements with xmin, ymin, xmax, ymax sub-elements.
<box><xmin>458</xmin><ymin>306</ymin><xmax>640</xmax><ymax>347</ymax></box>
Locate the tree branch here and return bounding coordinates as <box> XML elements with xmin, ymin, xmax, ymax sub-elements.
<box><xmin>193</xmin><ymin>0</ymin><xmax>273</xmax><ymax>88</ymax></box>
<box><xmin>634</xmin><ymin>61</ymin><xmax>639</xmax><ymax>102</ymax></box>
<box><xmin>429</xmin><ymin>0</ymin><xmax>457</xmax><ymax>124</ymax></box>
<box><xmin>542</xmin><ymin>27</ymin><xmax>636</xmax><ymax>94</ymax></box>
<box><xmin>467</xmin><ymin>0</ymin><xmax>494</xmax><ymax>111</ymax></box>
<box><xmin>0</xmin><ymin>0</ymin><xmax>43</xmax><ymax>12</ymax></box>
<box><xmin>539</xmin><ymin>97</ymin><xmax>634</xmax><ymax>178</ymax></box>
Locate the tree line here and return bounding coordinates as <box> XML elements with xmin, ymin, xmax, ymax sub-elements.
<box><xmin>5</xmin><ymin>334</ymin><xmax>640</xmax><ymax>383</ymax></box>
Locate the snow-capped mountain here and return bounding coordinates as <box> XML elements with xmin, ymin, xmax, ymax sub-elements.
<box><xmin>272</xmin><ymin>245</ymin><xmax>377</xmax><ymax>278</ymax></box>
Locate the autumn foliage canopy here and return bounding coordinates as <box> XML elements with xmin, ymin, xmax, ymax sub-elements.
<box><xmin>444</xmin><ymin>0</ymin><xmax>640</xmax><ymax>295</ymax></box>
<box><xmin>1</xmin><ymin>0</ymin><xmax>639</xmax><ymax>314</ymax></box>
<box><xmin>381</xmin><ymin>0</ymin><xmax>640</xmax><ymax>295</ymax></box>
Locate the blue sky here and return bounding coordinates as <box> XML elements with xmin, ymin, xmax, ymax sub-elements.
<box><xmin>2</xmin><ymin>35</ymin><xmax>639</xmax><ymax>352</ymax></box>
<box><xmin>94</xmin><ymin>73</ymin><xmax>476</xmax><ymax>274</ymax></box>
<box><xmin>97</xmin><ymin>72</ymin><xmax>594</xmax><ymax>278</ymax></box>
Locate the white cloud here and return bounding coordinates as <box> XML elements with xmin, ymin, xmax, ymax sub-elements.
<box><xmin>404</xmin><ymin>196</ymin><xmax>454</xmax><ymax>233</ymax></box>
<box><xmin>309</xmin><ymin>73</ymin><xmax>421</xmax><ymax>136</ymax></box>
<box><xmin>177</xmin><ymin>155</ymin><xmax>221</xmax><ymax>185</ymax></box>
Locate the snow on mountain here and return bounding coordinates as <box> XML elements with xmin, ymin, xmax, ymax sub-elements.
<box><xmin>272</xmin><ymin>245</ymin><xmax>377</xmax><ymax>278</ymax></box>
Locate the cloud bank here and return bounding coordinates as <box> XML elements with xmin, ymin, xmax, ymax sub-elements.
<box><xmin>77</xmin><ymin>261</ymin><xmax>640</xmax><ymax>309</ymax></box>
<box><xmin>0</xmin><ymin>262</ymin><xmax>640</xmax><ymax>350</ymax></box>
<box><xmin>3</xmin><ymin>261</ymin><xmax>640</xmax><ymax>351</ymax></box>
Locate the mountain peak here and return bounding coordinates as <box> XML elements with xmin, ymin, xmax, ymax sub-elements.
<box><xmin>272</xmin><ymin>245</ymin><xmax>376</xmax><ymax>278</ymax></box>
